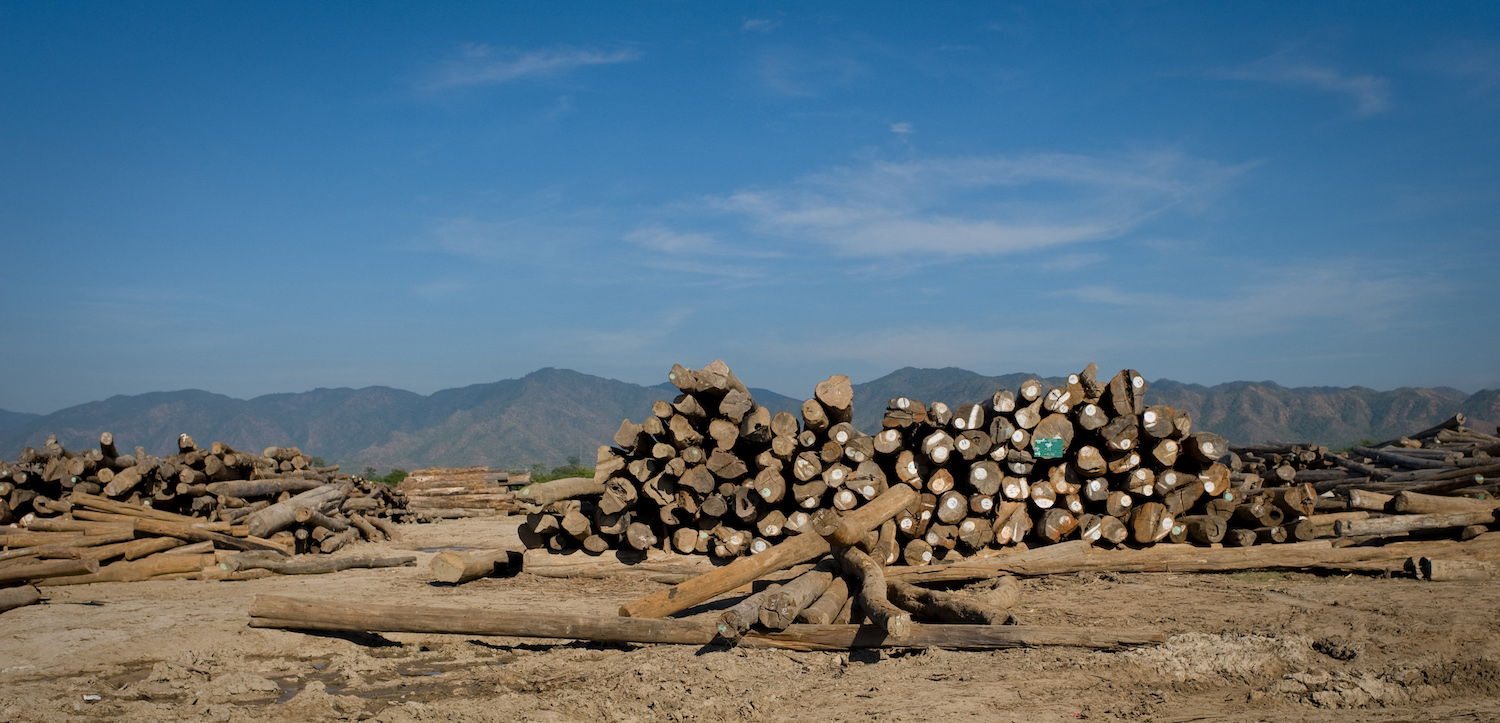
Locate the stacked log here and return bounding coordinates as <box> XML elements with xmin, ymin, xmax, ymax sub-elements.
<box><xmin>520</xmin><ymin>362</ymin><xmax>1225</xmax><ymax>562</ymax></box>
<box><xmin>398</xmin><ymin>467</ymin><xmax>518</xmax><ymax>519</ymax></box>
<box><xmin>0</xmin><ymin>433</ymin><xmax>413</xmax><ymax>586</ymax></box>
<box><xmin>518</xmin><ymin>362</ymin><xmax>1500</xmax><ymax>568</ymax></box>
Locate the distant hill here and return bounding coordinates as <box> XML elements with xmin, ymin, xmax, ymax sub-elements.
<box><xmin>0</xmin><ymin>408</ymin><xmax>40</xmax><ymax>434</ymax></box>
<box><xmin>853</xmin><ymin>368</ymin><xmax>1497</xmax><ymax>449</ymax></box>
<box><xmin>0</xmin><ymin>369</ymin><xmax>803</xmax><ymax>472</ymax></box>
<box><xmin>2</xmin><ymin>367</ymin><xmax>1493</xmax><ymax>469</ymax></box>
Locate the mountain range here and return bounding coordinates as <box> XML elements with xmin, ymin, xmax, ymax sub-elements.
<box><xmin>2</xmin><ymin>367</ymin><xmax>1495</xmax><ymax>471</ymax></box>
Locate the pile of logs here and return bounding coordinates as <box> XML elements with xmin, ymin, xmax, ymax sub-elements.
<box><xmin>519</xmin><ymin>361</ymin><xmax>1242</xmax><ymax>562</ymax></box>
<box><xmin>398</xmin><ymin>467</ymin><xmax>519</xmax><ymax>519</ymax></box>
<box><xmin>518</xmin><ymin>361</ymin><xmax>1500</xmax><ymax>572</ymax></box>
<box><xmin>1232</xmin><ymin>414</ymin><xmax>1500</xmax><ymax>498</ymax></box>
<box><xmin>0</xmin><ymin>433</ymin><xmax>414</xmax><ymax>590</ymax></box>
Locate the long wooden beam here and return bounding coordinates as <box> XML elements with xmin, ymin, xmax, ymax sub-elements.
<box><xmin>247</xmin><ymin>594</ymin><xmax>1162</xmax><ymax>650</ymax></box>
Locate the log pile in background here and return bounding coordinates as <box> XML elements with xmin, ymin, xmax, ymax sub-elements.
<box><xmin>519</xmin><ymin>361</ymin><xmax>1500</xmax><ymax>569</ymax></box>
<box><xmin>519</xmin><ymin>360</ymin><xmax>1241</xmax><ymax>562</ymax></box>
<box><xmin>0</xmin><ymin>433</ymin><xmax>413</xmax><ymax>587</ymax></box>
<box><xmin>398</xmin><ymin>467</ymin><xmax>519</xmax><ymax>519</ymax></box>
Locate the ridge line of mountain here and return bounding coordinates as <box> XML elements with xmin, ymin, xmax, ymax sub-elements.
<box><xmin>2</xmin><ymin>366</ymin><xmax>1495</xmax><ymax>471</ymax></box>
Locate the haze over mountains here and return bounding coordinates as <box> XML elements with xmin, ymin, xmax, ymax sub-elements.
<box><xmin>2</xmin><ymin>367</ymin><xmax>1496</xmax><ymax>472</ymax></box>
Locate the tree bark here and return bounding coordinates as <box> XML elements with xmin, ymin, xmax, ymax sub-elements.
<box><xmin>758</xmin><ymin>560</ymin><xmax>836</xmax><ymax>630</ymax></box>
<box><xmin>516</xmin><ymin>477</ymin><xmax>606</xmax><ymax>506</ymax></box>
<box><xmin>250</xmin><ymin>594</ymin><xmax>1163</xmax><ymax>650</ymax></box>
<box><xmin>886</xmin><ymin>577</ymin><xmax>1016</xmax><ymax>624</ymax></box>
<box><xmin>0</xmin><ymin>584</ymin><xmax>41</xmax><ymax>612</ymax></box>
<box><xmin>836</xmin><ymin>545</ymin><xmax>911</xmax><ymax>641</ymax></box>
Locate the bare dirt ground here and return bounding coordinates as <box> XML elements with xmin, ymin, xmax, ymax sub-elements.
<box><xmin>3</xmin><ymin>517</ymin><xmax>1499</xmax><ymax>722</ymax></box>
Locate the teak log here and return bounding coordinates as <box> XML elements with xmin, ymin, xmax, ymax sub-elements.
<box><xmin>759</xmin><ymin>560</ymin><xmax>836</xmax><ymax>630</ymax></box>
<box><xmin>0</xmin><ymin>557</ymin><xmax>100</xmax><ymax>585</ymax></box>
<box><xmin>886</xmin><ymin>577</ymin><xmax>1017</xmax><ymax>624</ymax></box>
<box><xmin>431</xmin><ymin>549</ymin><xmax>512</xmax><ymax>583</ymax></box>
<box><xmin>799</xmin><ymin>576</ymin><xmax>851</xmax><ymax>625</ymax></box>
<box><xmin>250</xmin><ymin>595</ymin><xmax>1164</xmax><ymax>651</ymax></box>
<box><xmin>0</xmin><ymin>584</ymin><xmax>41</xmax><ymax>612</ymax></box>
<box><xmin>737</xmin><ymin>623</ymin><xmax>1164</xmax><ymax>651</ymax></box>
<box><xmin>35</xmin><ymin>553</ymin><xmax>210</xmax><ymax>586</ymax></box>
<box><xmin>889</xmin><ymin>537</ymin><xmax>1500</xmax><ymax>580</ymax></box>
<box><xmin>1393</xmin><ymin>490</ymin><xmax>1500</xmax><ymax>515</ymax></box>
<box><xmin>523</xmin><ymin>548</ymin><xmax>719</xmax><ymax>580</ymax></box>
<box><xmin>254</xmin><ymin>593</ymin><xmax>719</xmax><ymax>645</ymax></box>
<box><xmin>205</xmin><ymin>477</ymin><xmax>325</xmax><ymax>498</ymax></box>
<box><xmin>133</xmin><ymin>518</ymin><xmax>289</xmax><ymax>554</ymax></box>
<box><xmin>620</xmin><ymin>484</ymin><xmax>916</xmax><ymax>619</ymax></box>
<box><xmin>717</xmin><ymin>584</ymin><xmax>783</xmax><ymax>640</ymax></box>
<box><xmin>517</xmin><ymin>477</ymin><xmax>605</xmax><ymax>506</ymax></box>
<box><xmin>222</xmin><ymin>552</ymin><xmax>415</xmax><ymax>575</ymax></box>
<box><xmin>1334</xmin><ymin>510</ymin><xmax>1496</xmax><ymax>537</ymax></box>
<box><xmin>68</xmin><ymin>492</ymin><xmax>200</xmax><ymax>524</ymax></box>
<box><xmin>837</xmin><ymin>546</ymin><xmax>912</xmax><ymax>641</ymax></box>
<box><xmin>1418</xmin><ymin>557</ymin><xmax>1496</xmax><ymax>582</ymax></box>
<box><xmin>245</xmin><ymin>485</ymin><xmax>343</xmax><ymax>538</ymax></box>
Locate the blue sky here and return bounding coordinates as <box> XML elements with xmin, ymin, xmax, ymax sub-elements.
<box><xmin>2</xmin><ymin>2</ymin><xmax>1498</xmax><ymax>413</ymax></box>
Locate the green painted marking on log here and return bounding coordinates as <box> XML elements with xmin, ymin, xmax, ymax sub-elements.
<box><xmin>1034</xmin><ymin>437</ymin><xmax>1064</xmax><ymax>458</ymax></box>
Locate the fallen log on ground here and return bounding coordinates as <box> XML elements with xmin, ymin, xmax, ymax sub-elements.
<box><xmin>0</xmin><ymin>584</ymin><xmax>41</xmax><ymax>613</ymax></box>
<box><xmin>0</xmin><ymin>557</ymin><xmax>100</xmax><ymax>586</ymax></box>
<box><xmin>888</xmin><ymin>533</ymin><xmax>1500</xmax><ymax>581</ymax></box>
<box><xmin>35</xmin><ymin>553</ymin><xmax>210</xmax><ymax>586</ymax></box>
<box><xmin>431</xmin><ymin>549</ymin><xmax>512</xmax><ymax>584</ymax></box>
<box><xmin>886</xmin><ymin>577</ymin><xmax>1017</xmax><ymax>624</ymax></box>
<box><xmin>248</xmin><ymin>594</ymin><xmax>1164</xmax><ymax>650</ymax></box>
<box><xmin>522</xmin><ymin>548</ymin><xmax>718</xmax><ymax>580</ymax></box>
<box><xmin>836</xmin><ymin>545</ymin><xmax>912</xmax><ymax>640</ymax></box>
<box><xmin>221</xmin><ymin>552</ymin><xmax>416</xmax><ymax>575</ymax></box>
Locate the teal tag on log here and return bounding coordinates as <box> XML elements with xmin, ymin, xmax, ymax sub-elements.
<box><xmin>1033</xmin><ymin>437</ymin><xmax>1064</xmax><ymax>459</ymax></box>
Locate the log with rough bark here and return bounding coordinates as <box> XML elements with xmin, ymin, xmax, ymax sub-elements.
<box><xmin>523</xmin><ymin>548</ymin><xmax>719</xmax><ymax>580</ymax></box>
<box><xmin>1393</xmin><ymin>490</ymin><xmax>1500</xmax><ymax>515</ymax></box>
<box><xmin>0</xmin><ymin>584</ymin><xmax>41</xmax><ymax>613</ymax></box>
<box><xmin>132</xmin><ymin>518</ymin><xmax>289</xmax><ymax>554</ymax></box>
<box><xmin>516</xmin><ymin>476</ymin><xmax>606</xmax><ymax>507</ymax></box>
<box><xmin>1334</xmin><ymin>510</ymin><xmax>1496</xmax><ymax>538</ymax></box>
<box><xmin>0</xmin><ymin>557</ymin><xmax>100</xmax><ymax>586</ymax></box>
<box><xmin>35</xmin><ymin>553</ymin><xmax>211</xmax><ymax>586</ymax></box>
<box><xmin>244</xmin><ymin>485</ymin><xmax>344</xmax><ymax>538</ymax></box>
<box><xmin>431</xmin><ymin>549</ymin><xmax>513</xmax><ymax>584</ymax></box>
<box><xmin>892</xmin><ymin>535</ymin><xmax>1500</xmax><ymax>580</ymax></box>
<box><xmin>249</xmin><ymin>594</ymin><xmax>1164</xmax><ymax>650</ymax></box>
<box><xmin>886</xmin><ymin>577</ymin><xmax>1017</xmax><ymax>624</ymax></box>
<box><xmin>836</xmin><ymin>546</ymin><xmax>911</xmax><ymax>640</ymax></box>
<box><xmin>716</xmin><ymin>583</ymin><xmax>783</xmax><ymax>640</ymax></box>
<box><xmin>220</xmin><ymin>552</ymin><xmax>416</xmax><ymax>575</ymax></box>
<box><xmin>758</xmin><ymin>560</ymin><xmax>836</xmax><ymax>630</ymax></box>
<box><xmin>1418</xmin><ymin>557</ymin><xmax>1495</xmax><ymax>581</ymax></box>
<box><xmin>799</xmin><ymin>576</ymin><xmax>851</xmax><ymax>624</ymax></box>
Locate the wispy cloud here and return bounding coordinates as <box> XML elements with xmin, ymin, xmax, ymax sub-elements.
<box><xmin>1212</xmin><ymin>52</ymin><xmax>1391</xmax><ymax>117</ymax></box>
<box><xmin>426</xmin><ymin>44</ymin><xmax>641</xmax><ymax>90</ymax></box>
<box><xmin>755</xmin><ymin>46</ymin><xmax>866</xmax><ymax>97</ymax></box>
<box><xmin>1060</xmin><ymin>262</ymin><xmax>1425</xmax><ymax>339</ymax></box>
<box><xmin>753</xmin><ymin>261</ymin><xmax>1437</xmax><ymax>387</ymax></box>
<box><xmin>625</xmin><ymin>227</ymin><xmax>724</xmax><ymax>254</ymax></box>
<box><xmin>684</xmin><ymin>151</ymin><xmax>1244</xmax><ymax>258</ymax></box>
<box><xmin>742</xmin><ymin>18</ymin><xmax>780</xmax><ymax>33</ymax></box>
<box><xmin>890</xmin><ymin>122</ymin><xmax>915</xmax><ymax>135</ymax></box>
